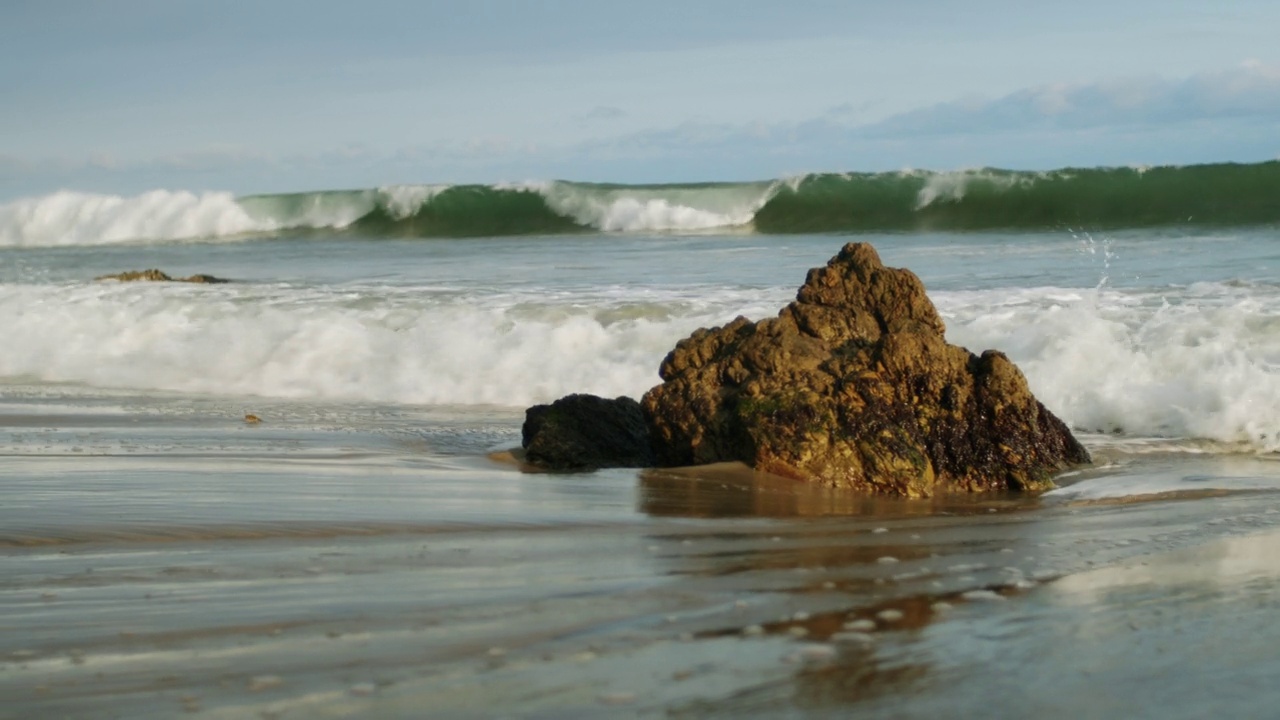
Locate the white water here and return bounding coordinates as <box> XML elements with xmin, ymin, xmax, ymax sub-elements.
<box><xmin>910</xmin><ymin>168</ymin><xmax>1037</xmax><ymax>209</ymax></box>
<box><xmin>4</xmin><ymin>279</ymin><xmax>1280</xmax><ymax>448</ymax></box>
<box><xmin>0</xmin><ymin>182</ymin><xmax>780</xmax><ymax>246</ymax></box>
<box><xmin>0</xmin><ymin>190</ymin><xmax>265</xmax><ymax>246</ymax></box>
<box><xmin>539</xmin><ymin>181</ymin><xmax>778</xmax><ymax>232</ymax></box>
<box><xmin>4</xmin><ymin>230</ymin><xmax>1280</xmax><ymax>453</ymax></box>
<box><xmin>0</xmin><ymin>281</ymin><xmax>781</xmax><ymax>406</ymax></box>
<box><xmin>942</xmin><ymin>283</ymin><xmax>1280</xmax><ymax>451</ymax></box>
<box><xmin>0</xmin><ymin>186</ymin><xmax>468</xmax><ymax>247</ymax></box>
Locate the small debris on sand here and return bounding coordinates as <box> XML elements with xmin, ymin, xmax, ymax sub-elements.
<box><xmin>247</xmin><ymin>675</ymin><xmax>284</xmax><ymax>692</ymax></box>
<box><xmin>876</xmin><ymin>609</ymin><xmax>905</xmax><ymax>623</ymax></box>
<box><xmin>785</xmin><ymin>644</ymin><xmax>837</xmax><ymax>664</ymax></box>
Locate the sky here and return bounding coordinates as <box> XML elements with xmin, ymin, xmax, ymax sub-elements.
<box><xmin>4</xmin><ymin>0</ymin><xmax>1280</xmax><ymax>199</ymax></box>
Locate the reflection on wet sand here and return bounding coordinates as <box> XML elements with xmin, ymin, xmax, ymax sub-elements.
<box><xmin>1055</xmin><ymin>526</ymin><xmax>1280</xmax><ymax>597</ymax></box>
<box><xmin>670</xmin><ymin>639</ymin><xmax>931</xmax><ymax>719</ymax></box>
<box><xmin>639</xmin><ymin>462</ymin><xmax>1042</xmax><ymax>518</ymax></box>
<box><xmin>10</xmin><ymin>427</ymin><xmax>1280</xmax><ymax>717</ymax></box>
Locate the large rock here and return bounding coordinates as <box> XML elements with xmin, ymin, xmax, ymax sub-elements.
<box><xmin>640</xmin><ymin>243</ymin><xmax>1089</xmax><ymax>496</ymax></box>
<box><xmin>95</xmin><ymin>269</ymin><xmax>230</xmax><ymax>283</ymax></box>
<box><xmin>522</xmin><ymin>394</ymin><xmax>655</xmax><ymax>471</ymax></box>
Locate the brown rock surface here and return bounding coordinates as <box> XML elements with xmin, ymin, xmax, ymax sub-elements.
<box><xmin>640</xmin><ymin>242</ymin><xmax>1089</xmax><ymax>496</ymax></box>
<box><xmin>95</xmin><ymin>269</ymin><xmax>230</xmax><ymax>283</ymax></box>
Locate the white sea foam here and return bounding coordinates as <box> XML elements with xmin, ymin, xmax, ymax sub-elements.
<box><xmin>5</xmin><ymin>257</ymin><xmax>1280</xmax><ymax>453</ymax></box>
<box><xmin>938</xmin><ymin>282</ymin><xmax>1280</xmax><ymax>452</ymax></box>
<box><xmin>0</xmin><ymin>190</ymin><xmax>270</xmax><ymax>247</ymax></box>
<box><xmin>378</xmin><ymin>185</ymin><xmax>450</xmax><ymax>219</ymax></box>
<box><xmin>541</xmin><ymin>181</ymin><xmax>778</xmax><ymax>232</ymax></box>
<box><xmin>910</xmin><ymin>169</ymin><xmax>1036</xmax><ymax>210</ymax></box>
<box><xmin>0</xmin><ymin>186</ymin><xmax>450</xmax><ymax>247</ymax></box>
<box><xmin>0</xmin><ymin>283</ymin><xmax>766</xmax><ymax>407</ymax></box>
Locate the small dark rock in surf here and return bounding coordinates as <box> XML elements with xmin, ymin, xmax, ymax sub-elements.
<box><xmin>522</xmin><ymin>394</ymin><xmax>655</xmax><ymax>471</ymax></box>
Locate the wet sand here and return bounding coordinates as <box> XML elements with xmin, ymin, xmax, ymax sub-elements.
<box><xmin>5</xmin><ymin>397</ymin><xmax>1280</xmax><ymax>718</ymax></box>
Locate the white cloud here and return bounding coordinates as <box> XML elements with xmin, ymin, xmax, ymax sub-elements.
<box><xmin>865</xmin><ymin>62</ymin><xmax>1280</xmax><ymax>137</ymax></box>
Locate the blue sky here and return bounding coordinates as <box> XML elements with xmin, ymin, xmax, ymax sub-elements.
<box><xmin>4</xmin><ymin>0</ymin><xmax>1280</xmax><ymax>198</ymax></box>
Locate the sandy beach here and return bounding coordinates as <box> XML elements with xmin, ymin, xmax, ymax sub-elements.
<box><xmin>6</xmin><ymin>389</ymin><xmax>1280</xmax><ymax>719</ymax></box>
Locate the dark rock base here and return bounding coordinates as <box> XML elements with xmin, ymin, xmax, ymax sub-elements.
<box><xmin>522</xmin><ymin>394</ymin><xmax>655</xmax><ymax>471</ymax></box>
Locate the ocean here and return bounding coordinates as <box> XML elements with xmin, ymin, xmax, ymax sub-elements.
<box><xmin>5</xmin><ymin>162</ymin><xmax>1280</xmax><ymax>718</ymax></box>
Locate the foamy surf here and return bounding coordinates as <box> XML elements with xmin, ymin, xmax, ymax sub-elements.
<box><xmin>938</xmin><ymin>282</ymin><xmax>1280</xmax><ymax>452</ymax></box>
<box><xmin>0</xmin><ymin>281</ymin><xmax>783</xmax><ymax>407</ymax></box>
<box><xmin>4</xmin><ymin>276</ymin><xmax>1280</xmax><ymax>453</ymax></box>
<box><xmin>0</xmin><ymin>186</ymin><xmax>459</xmax><ymax>247</ymax></box>
<box><xmin>0</xmin><ymin>189</ymin><xmax>266</xmax><ymax>246</ymax></box>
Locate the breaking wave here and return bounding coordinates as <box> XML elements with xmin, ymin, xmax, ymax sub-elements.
<box><xmin>3</xmin><ymin>160</ymin><xmax>1279</xmax><ymax>246</ymax></box>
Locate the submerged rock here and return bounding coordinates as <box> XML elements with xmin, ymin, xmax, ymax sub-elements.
<box><xmin>522</xmin><ymin>394</ymin><xmax>655</xmax><ymax>471</ymax></box>
<box><xmin>95</xmin><ymin>269</ymin><xmax>230</xmax><ymax>283</ymax></box>
<box><xmin>640</xmin><ymin>242</ymin><xmax>1088</xmax><ymax>496</ymax></box>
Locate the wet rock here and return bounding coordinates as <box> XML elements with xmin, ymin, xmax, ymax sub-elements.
<box><xmin>641</xmin><ymin>242</ymin><xmax>1089</xmax><ymax>496</ymax></box>
<box><xmin>522</xmin><ymin>394</ymin><xmax>655</xmax><ymax>471</ymax></box>
<box><xmin>95</xmin><ymin>269</ymin><xmax>230</xmax><ymax>283</ymax></box>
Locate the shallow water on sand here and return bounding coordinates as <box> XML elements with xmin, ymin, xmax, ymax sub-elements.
<box><xmin>6</xmin><ymin>393</ymin><xmax>1280</xmax><ymax>719</ymax></box>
